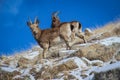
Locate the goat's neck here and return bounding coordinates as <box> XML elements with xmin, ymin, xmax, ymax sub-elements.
<box><xmin>51</xmin><ymin>20</ymin><xmax>61</xmax><ymax>28</ymax></box>
<box><xmin>33</xmin><ymin>28</ymin><xmax>41</xmax><ymax>40</ymax></box>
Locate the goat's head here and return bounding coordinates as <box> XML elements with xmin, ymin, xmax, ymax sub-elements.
<box><xmin>52</xmin><ymin>11</ymin><xmax>60</xmax><ymax>22</ymax></box>
<box><xmin>27</xmin><ymin>17</ymin><xmax>40</xmax><ymax>35</ymax></box>
<box><xmin>51</xmin><ymin>11</ymin><xmax>61</xmax><ymax>28</ymax></box>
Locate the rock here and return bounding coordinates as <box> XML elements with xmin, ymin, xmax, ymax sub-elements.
<box><xmin>63</xmin><ymin>74</ymin><xmax>77</xmax><ymax>80</ymax></box>
<box><xmin>94</xmin><ymin>68</ymin><xmax>120</xmax><ymax>80</ymax></box>
<box><xmin>1</xmin><ymin>57</ymin><xmax>18</xmax><ymax>68</ymax></box>
<box><xmin>18</xmin><ymin>57</ymin><xmax>33</xmax><ymax>68</ymax></box>
<box><xmin>34</xmin><ymin>66</ymin><xmax>53</xmax><ymax>79</ymax></box>
<box><xmin>51</xmin><ymin>57</ymin><xmax>87</xmax><ymax>76</ymax></box>
<box><xmin>91</xmin><ymin>60</ymin><xmax>103</xmax><ymax>67</ymax></box>
<box><xmin>53</xmin><ymin>59</ymin><xmax>78</xmax><ymax>72</ymax></box>
<box><xmin>81</xmin><ymin>57</ymin><xmax>103</xmax><ymax>67</ymax></box>
<box><xmin>81</xmin><ymin>71</ymin><xmax>88</xmax><ymax>79</ymax></box>
<box><xmin>40</xmin><ymin>71</ymin><xmax>52</xmax><ymax>79</ymax></box>
<box><xmin>0</xmin><ymin>56</ymin><xmax>8</xmax><ymax>60</ymax></box>
<box><xmin>112</xmin><ymin>24</ymin><xmax>120</xmax><ymax>36</ymax></box>
<box><xmin>70</xmin><ymin>43</ymin><xmax>120</xmax><ymax>62</ymax></box>
<box><xmin>115</xmin><ymin>50</ymin><xmax>120</xmax><ymax>61</ymax></box>
<box><xmin>34</xmin><ymin>57</ymin><xmax>87</xmax><ymax>79</ymax></box>
<box><xmin>0</xmin><ymin>69</ymin><xmax>21</xmax><ymax>80</ymax></box>
<box><xmin>84</xmin><ymin>28</ymin><xmax>93</xmax><ymax>36</ymax></box>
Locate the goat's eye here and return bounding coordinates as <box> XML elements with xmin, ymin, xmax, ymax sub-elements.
<box><xmin>53</xmin><ymin>19</ymin><xmax>56</xmax><ymax>22</ymax></box>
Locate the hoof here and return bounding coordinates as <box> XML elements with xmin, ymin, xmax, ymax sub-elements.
<box><xmin>84</xmin><ymin>40</ymin><xmax>87</xmax><ymax>43</ymax></box>
<box><xmin>67</xmin><ymin>47</ymin><xmax>71</xmax><ymax>50</ymax></box>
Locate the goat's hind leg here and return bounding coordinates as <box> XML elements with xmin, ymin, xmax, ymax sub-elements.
<box><xmin>71</xmin><ymin>31</ymin><xmax>76</xmax><ymax>42</ymax></box>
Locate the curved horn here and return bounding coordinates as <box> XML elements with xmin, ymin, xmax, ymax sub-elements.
<box><xmin>52</xmin><ymin>11</ymin><xmax>60</xmax><ymax>17</ymax></box>
<box><xmin>34</xmin><ymin>16</ymin><xmax>39</xmax><ymax>24</ymax></box>
<box><xmin>34</xmin><ymin>16</ymin><xmax>38</xmax><ymax>23</ymax></box>
<box><xmin>28</xmin><ymin>17</ymin><xmax>32</xmax><ymax>24</ymax></box>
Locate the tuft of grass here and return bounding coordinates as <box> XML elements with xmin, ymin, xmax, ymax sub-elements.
<box><xmin>93</xmin><ymin>21</ymin><xmax>120</xmax><ymax>35</ymax></box>
<box><xmin>85</xmin><ymin>20</ymin><xmax>120</xmax><ymax>41</ymax></box>
<box><xmin>112</xmin><ymin>23</ymin><xmax>120</xmax><ymax>36</ymax></box>
<box><xmin>0</xmin><ymin>69</ymin><xmax>21</xmax><ymax>80</ymax></box>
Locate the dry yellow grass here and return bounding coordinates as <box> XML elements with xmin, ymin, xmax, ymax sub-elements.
<box><xmin>84</xmin><ymin>21</ymin><xmax>120</xmax><ymax>42</ymax></box>
<box><xmin>93</xmin><ymin>21</ymin><xmax>120</xmax><ymax>36</ymax></box>
<box><xmin>71</xmin><ymin>43</ymin><xmax>120</xmax><ymax>62</ymax></box>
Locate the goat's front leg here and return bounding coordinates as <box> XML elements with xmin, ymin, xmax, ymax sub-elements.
<box><xmin>43</xmin><ymin>48</ymin><xmax>48</xmax><ymax>59</ymax></box>
<box><xmin>64</xmin><ymin>36</ymin><xmax>71</xmax><ymax>50</ymax></box>
<box><xmin>76</xmin><ymin>33</ymin><xmax>87</xmax><ymax>43</ymax></box>
<box><xmin>42</xmin><ymin>42</ymin><xmax>49</xmax><ymax>59</ymax></box>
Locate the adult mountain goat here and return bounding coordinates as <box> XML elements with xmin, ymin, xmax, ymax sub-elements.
<box><xmin>51</xmin><ymin>11</ymin><xmax>86</xmax><ymax>42</ymax></box>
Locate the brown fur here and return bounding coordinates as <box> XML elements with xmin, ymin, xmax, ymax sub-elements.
<box><xmin>27</xmin><ymin>17</ymin><xmax>79</xmax><ymax>58</ymax></box>
<box><xmin>51</xmin><ymin>12</ymin><xmax>86</xmax><ymax>43</ymax></box>
<box><xmin>27</xmin><ymin>18</ymin><xmax>60</xmax><ymax>58</ymax></box>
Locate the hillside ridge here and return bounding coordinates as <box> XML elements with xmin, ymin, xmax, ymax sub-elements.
<box><xmin>0</xmin><ymin>21</ymin><xmax>120</xmax><ymax>80</ymax></box>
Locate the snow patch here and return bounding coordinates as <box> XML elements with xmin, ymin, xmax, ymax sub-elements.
<box><xmin>59</xmin><ymin>50</ymin><xmax>76</xmax><ymax>54</ymax></box>
<box><xmin>98</xmin><ymin>37</ymin><xmax>120</xmax><ymax>46</ymax></box>
<box><xmin>43</xmin><ymin>59</ymin><xmax>53</xmax><ymax>67</ymax></box>
<box><xmin>85</xmin><ymin>28</ymin><xmax>92</xmax><ymax>33</ymax></box>
<box><xmin>33</xmin><ymin>64</ymin><xmax>42</xmax><ymax>72</ymax></box>
<box><xmin>81</xmin><ymin>57</ymin><xmax>103</xmax><ymax>66</ymax></box>
<box><xmin>73</xmin><ymin>57</ymin><xmax>87</xmax><ymax>68</ymax></box>
<box><xmin>9</xmin><ymin>60</ymin><xmax>18</xmax><ymax>68</ymax></box>
<box><xmin>23</xmin><ymin>51</ymin><xmax>40</xmax><ymax>59</ymax></box>
<box><xmin>29</xmin><ymin>74</ymin><xmax>35</xmax><ymax>80</ymax></box>
<box><xmin>13</xmin><ymin>75</ymin><xmax>22</xmax><ymax>79</ymax></box>
<box><xmin>83</xmin><ymin>61</ymin><xmax>120</xmax><ymax>80</ymax></box>
<box><xmin>70</xmin><ymin>69</ymin><xmax>83</xmax><ymax>80</ymax></box>
<box><xmin>93</xmin><ymin>61</ymin><xmax>120</xmax><ymax>73</ymax></box>
<box><xmin>59</xmin><ymin>50</ymin><xmax>76</xmax><ymax>57</ymax></box>
<box><xmin>21</xmin><ymin>68</ymin><xmax>31</xmax><ymax>76</ymax></box>
<box><xmin>75</xmin><ymin>43</ymin><xmax>92</xmax><ymax>47</ymax></box>
<box><xmin>84</xmin><ymin>74</ymin><xmax>94</xmax><ymax>80</ymax></box>
<box><xmin>1</xmin><ymin>67</ymin><xmax>18</xmax><ymax>72</ymax></box>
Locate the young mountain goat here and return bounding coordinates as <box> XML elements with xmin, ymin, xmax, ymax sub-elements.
<box><xmin>51</xmin><ymin>11</ymin><xmax>86</xmax><ymax>42</ymax></box>
<box><xmin>27</xmin><ymin>17</ymin><xmax>78</xmax><ymax>58</ymax></box>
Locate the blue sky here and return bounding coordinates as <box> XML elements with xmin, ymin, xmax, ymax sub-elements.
<box><xmin>0</xmin><ymin>0</ymin><xmax>120</xmax><ymax>55</ymax></box>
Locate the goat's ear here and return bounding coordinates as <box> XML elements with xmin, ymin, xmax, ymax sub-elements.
<box><xmin>27</xmin><ymin>21</ymin><xmax>31</xmax><ymax>26</ymax></box>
